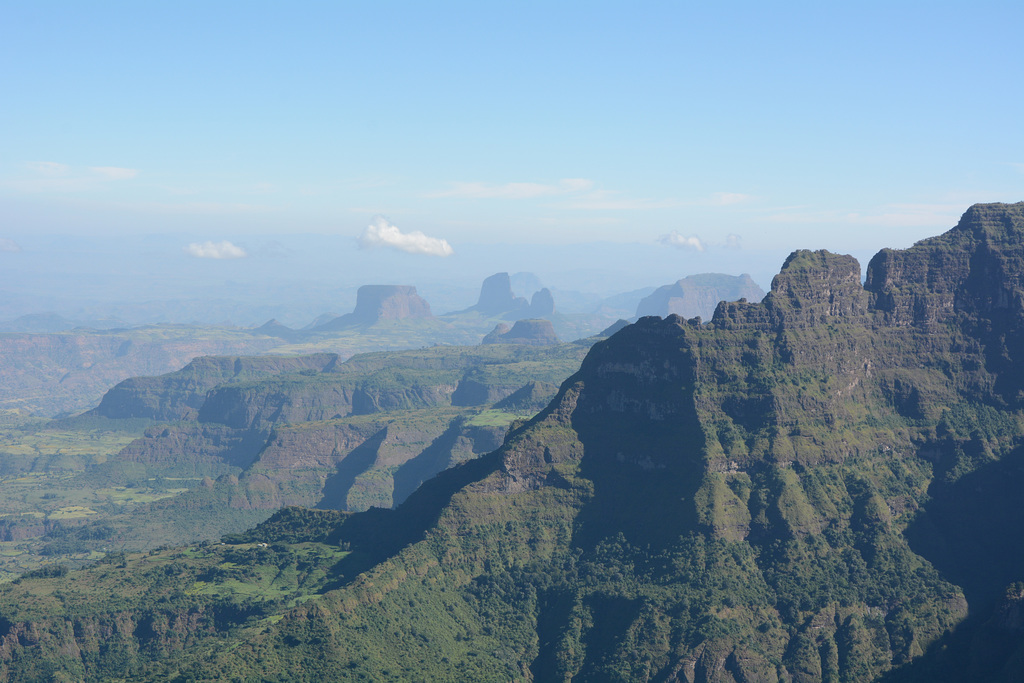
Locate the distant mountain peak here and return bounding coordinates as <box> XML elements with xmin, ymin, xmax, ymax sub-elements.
<box><xmin>314</xmin><ymin>285</ymin><xmax>432</xmax><ymax>331</ymax></box>
<box><xmin>481</xmin><ymin>318</ymin><xmax>560</xmax><ymax>346</ymax></box>
<box><xmin>635</xmin><ymin>272</ymin><xmax>765</xmax><ymax>321</ymax></box>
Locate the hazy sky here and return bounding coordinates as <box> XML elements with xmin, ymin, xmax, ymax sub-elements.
<box><xmin>2</xmin><ymin>2</ymin><xmax>1023</xmax><ymax>278</ymax></box>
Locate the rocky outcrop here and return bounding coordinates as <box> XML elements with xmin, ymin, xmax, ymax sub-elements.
<box><xmin>458</xmin><ymin>273</ymin><xmax>556</xmax><ymax>321</ymax></box>
<box><xmin>481</xmin><ymin>319</ymin><xmax>560</xmax><ymax>346</ymax></box>
<box><xmin>635</xmin><ymin>272</ymin><xmax>765</xmax><ymax>321</ymax></box>
<box><xmin>526</xmin><ymin>288</ymin><xmax>555</xmax><ymax>317</ymax></box>
<box><xmin>472</xmin><ymin>273</ymin><xmax>528</xmax><ymax>315</ymax></box>
<box><xmin>313</xmin><ymin>285</ymin><xmax>432</xmax><ymax>331</ymax></box>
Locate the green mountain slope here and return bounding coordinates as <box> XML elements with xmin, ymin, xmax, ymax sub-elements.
<box><xmin>1</xmin><ymin>202</ymin><xmax>1024</xmax><ymax>681</ymax></box>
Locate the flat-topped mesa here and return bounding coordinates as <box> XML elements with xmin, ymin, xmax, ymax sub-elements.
<box><xmin>91</xmin><ymin>353</ymin><xmax>340</xmax><ymax>421</ymax></box>
<box><xmin>351</xmin><ymin>285</ymin><xmax>432</xmax><ymax>322</ymax></box>
<box><xmin>712</xmin><ymin>250</ymin><xmax>867</xmax><ymax>330</ymax></box>
<box><xmin>315</xmin><ymin>285</ymin><xmax>432</xmax><ymax>331</ymax></box>
<box><xmin>866</xmin><ymin>202</ymin><xmax>1024</xmax><ymax>329</ymax></box>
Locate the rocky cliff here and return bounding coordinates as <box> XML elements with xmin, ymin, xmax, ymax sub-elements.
<box><xmin>460</xmin><ymin>273</ymin><xmax>557</xmax><ymax>321</ymax></box>
<box><xmin>470</xmin><ymin>272</ymin><xmax>529</xmax><ymax>315</ymax></box>
<box><xmin>87</xmin><ymin>343</ymin><xmax>591</xmax><ymax>519</ymax></box>
<box><xmin>636</xmin><ymin>272</ymin><xmax>766</xmax><ymax>321</ymax></box>
<box><xmin>91</xmin><ymin>353</ymin><xmax>339</xmax><ymax>422</ymax></box>
<box><xmin>313</xmin><ymin>285</ymin><xmax>433</xmax><ymax>331</ymax></box>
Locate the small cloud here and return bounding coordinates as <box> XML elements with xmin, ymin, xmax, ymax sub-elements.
<box><xmin>658</xmin><ymin>232</ymin><xmax>705</xmax><ymax>251</ymax></box>
<box><xmin>0</xmin><ymin>238</ymin><xmax>22</xmax><ymax>253</ymax></box>
<box><xmin>89</xmin><ymin>166</ymin><xmax>139</xmax><ymax>180</ymax></box>
<box><xmin>428</xmin><ymin>178</ymin><xmax>593</xmax><ymax>199</ymax></box>
<box><xmin>725</xmin><ymin>233</ymin><xmax>742</xmax><ymax>249</ymax></box>
<box><xmin>358</xmin><ymin>216</ymin><xmax>453</xmax><ymax>257</ymax></box>
<box><xmin>26</xmin><ymin>161</ymin><xmax>69</xmax><ymax>176</ymax></box>
<box><xmin>184</xmin><ymin>240</ymin><xmax>248</xmax><ymax>259</ymax></box>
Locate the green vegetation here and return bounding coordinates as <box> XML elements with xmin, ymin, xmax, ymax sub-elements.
<box><xmin>0</xmin><ymin>339</ymin><xmax>598</xmax><ymax>584</ymax></box>
<box><xmin>2</xmin><ymin>204</ymin><xmax>1024</xmax><ymax>680</ymax></box>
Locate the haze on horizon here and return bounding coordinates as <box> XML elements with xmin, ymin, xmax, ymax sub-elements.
<box><xmin>1</xmin><ymin>2</ymin><xmax>1022</xmax><ymax>324</ymax></box>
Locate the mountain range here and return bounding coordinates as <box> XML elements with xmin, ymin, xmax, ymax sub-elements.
<box><xmin>0</xmin><ymin>203</ymin><xmax>1022</xmax><ymax>680</ymax></box>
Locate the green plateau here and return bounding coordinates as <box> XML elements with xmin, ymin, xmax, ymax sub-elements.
<box><xmin>0</xmin><ymin>341</ymin><xmax>595</xmax><ymax>581</ymax></box>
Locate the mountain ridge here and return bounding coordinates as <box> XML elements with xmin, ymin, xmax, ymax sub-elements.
<box><xmin>1</xmin><ymin>203</ymin><xmax>1023</xmax><ymax>681</ymax></box>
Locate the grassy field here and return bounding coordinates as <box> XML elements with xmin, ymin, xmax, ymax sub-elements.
<box><xmin>0</xmin><ymin>417</ymin><xmax>161</xmax><ymax>580</ymax></box>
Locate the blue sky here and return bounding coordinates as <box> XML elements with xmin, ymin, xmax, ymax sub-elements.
<box><xmin>2</xmin><ymin>1</ymin><xmax>1022</xmax><ymax>286</ymax></box>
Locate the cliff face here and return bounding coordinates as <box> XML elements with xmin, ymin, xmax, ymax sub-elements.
<box><xmin>461</xmin><ymin>273</ymin><xmax>557</xmax><ymax>321</ymax></box>
<box><xmin>91</xmin><ymin>354</ymin><xmax>339</xmax><ymax>422</ymax></box>
<box><xmin>474</xmin><ymin>272</ymin><xmax>527</xmax><ymax>315</ymax></box>
<box><xmin>314</xmin><ymin>285</ymin><xmax>433</xmax><ymax>331</ymax></box>
<box><xmin>635</xmin><ymin>272</ymin><xmax>766</xmax><ymax>321</ymax></box>
<box><xmin>90</xmin><ymin>344</ymin><xmax>590</xmax><ymax>518</ymax></box>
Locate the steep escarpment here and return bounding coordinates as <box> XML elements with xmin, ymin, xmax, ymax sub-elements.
<box><xmin>91</xmin><ymin>353</ymin><xmax>339</xmax><ymax>422</ymax></box>
<box><xmin>3</xmin><ymin>203</ymin><xmax>1024</xmax><ymax>682</ymax></box>
<box><xmin>90</xmin><ymin>342</ymin><xmax>592</xmax><ymax>519</ymax></box>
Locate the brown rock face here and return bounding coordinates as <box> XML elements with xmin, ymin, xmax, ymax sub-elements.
<box><xmin>473</xmin><ymin>273</ymin><xmax>528</xmax><ymax>315</ymax></box>
<box><xmin>351</xmin><ymin>285</ymin><xmax>432</xmax><ymax>321</ymax></box>
<box><xmin>315</xmin><ymin>285</ymin><xmax>432</xmax><ymax>330</ymax></box>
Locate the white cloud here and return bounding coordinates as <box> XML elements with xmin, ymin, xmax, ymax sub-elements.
<box><xmin>658</xmin><ymin>232</ymin><xmax>705</xmax><ymax>251</ymax></box>
<box><xmin>429</xmin><ymin>178</ymin><xmax>593</xmax><ymax>199</ymax></box>
<box><xmin>89</xmin><ymin>166</ymin><xmax>139</xmax><ymax>180</ymax></box>
<box><xmin>184</xmin><ymin>240</ymin><xmax>248</xmax><ymax>259</ymax></box>
<box><xmin>358</xmin><ymin>216</ymin><xmax>453</xmax><ymax>257</ymax></box>
<box><xmin>0</xmin><ymin>238</ymin><xmax>22</xmax><ymax>253</ymax></box>
<box><xmin>26</xmin><ymin>161</ymin><xmax>69</xmax><ymax>176</ymax></box>
<box><xmin>725</xmin><ymin>233</ymin><xmax>742</xmax><ymax>249</ymax></box>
